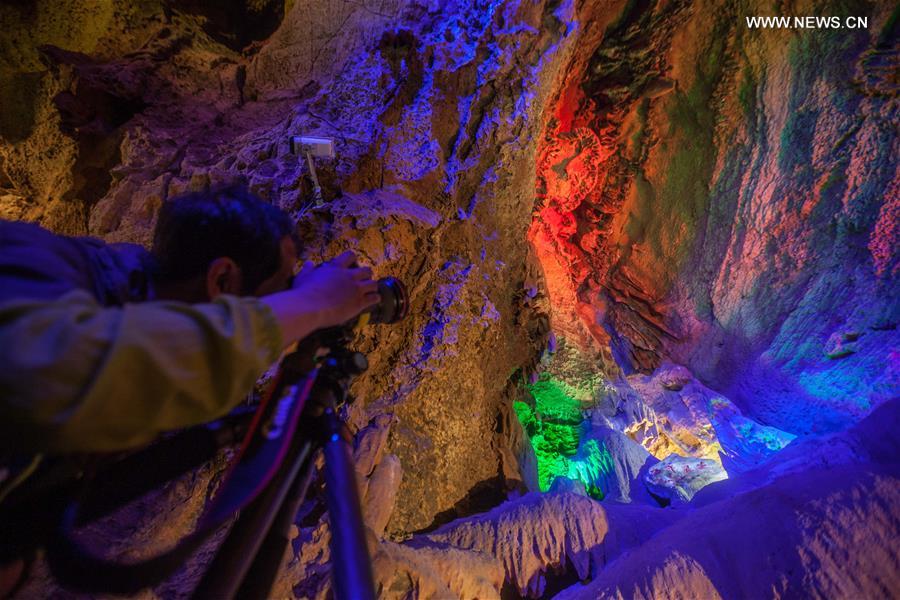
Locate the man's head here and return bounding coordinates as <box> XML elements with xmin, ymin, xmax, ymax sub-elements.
<box><xmin>151</xmin><ymin>186</ymin><xmax>297</xmax><ymax>302</ymax></box>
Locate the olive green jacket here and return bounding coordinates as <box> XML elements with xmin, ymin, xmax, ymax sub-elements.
<box><xmin>0</xmin><ymin>221</ymin><xmax>283</xmax><ymax>454</ymax></box>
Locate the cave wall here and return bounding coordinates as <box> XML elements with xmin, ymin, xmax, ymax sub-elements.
<box><xmin>2</xmin><ymin>0</ymin><xmax>898</xmax><ymax>597</ymax></box>
<box><xmin>0</xmin><ymin>0</ymin><xmax>636</xmax><ymax>534</ymax></box>
<box><xmin>531</xmin><ymin>0</ymin><xmax>899</xmax><ymax>434</ymax></box>
<box><xmin>1</xmin><ymin>0</ymin><xmax>896</xmax><ymax>542</ymax></box>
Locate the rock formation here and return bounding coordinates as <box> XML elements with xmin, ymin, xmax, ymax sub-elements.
<box><xmin>557</xmin><ymin>398</ymin><xmax>900</xmax><ymax>599</ymax></box>
<box><xmin>3</xmin><ymin>0</ymin><xmax>592</xmax><ymax>535</ymax></box>
<box><xmin>595</xmin><ymin>362</ymin><xmax>796</xmax><ymax>472</ymax></box>
<box><xmin>529</xmin><ymin>0</ymin><xmax>899</xmax><ymax>437</ymax></box>
<box><xmin>1</xmin><ymin>0</ymin><xmax>897</xmax><ymax>598</ymax></box>
<box><xmin>644</xmin><ymin>454</ymin><xmax>726</xmax><ymax>505</ymax></box>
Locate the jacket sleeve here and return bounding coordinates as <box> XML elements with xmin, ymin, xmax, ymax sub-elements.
<box><xmin>0</xmin><ymin>290</ymin><xmax>284</xmax><ymax>453</ymax></box>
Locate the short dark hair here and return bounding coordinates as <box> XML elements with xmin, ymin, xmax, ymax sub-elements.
<box><xmin>152</xmin><ymin>186</ymin><xmax>294</xmax><ymax>294</ymax></box>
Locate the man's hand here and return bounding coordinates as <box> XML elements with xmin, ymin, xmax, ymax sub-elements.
<box><xmin>260</xmin><ymin>251</ymin><xmax>381</xmax><ymax>346</ymax></box>
<box><xmin>292</xmin><ymin>251</ymin><xmax>381</xmax><ymax>328</ymax></box>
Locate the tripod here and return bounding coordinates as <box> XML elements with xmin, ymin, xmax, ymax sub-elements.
<box><xmin>192</xmin><ymin>343</ymin><xmax>376</xmax><ymax>599</ymax></box>
<box><xmin>20</xmin><ymin>336</ymin><xmax>377</xmax><ymax>600</ymax></box>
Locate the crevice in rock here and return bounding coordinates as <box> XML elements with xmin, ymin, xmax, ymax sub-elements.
<box><xmin>165</xmin><ymin>0</ymin><xmax>286</xmax><ymax>52</ymax></box>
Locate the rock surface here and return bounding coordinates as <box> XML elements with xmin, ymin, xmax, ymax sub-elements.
<box><xmin>707</xmin><ymin>394</ymin><xmax>797</xmax><ymax>475</ymax></box>
<box><xmin>644</xmin><ymin>454</ymin><xmax>727</xmax><ymax>505</ymax></box>
<box><xmin>558</xmin><ymin>470</ymin><xmax>900</xmax><ymax>600</ymax></box>
<box><xmin>420</xmin><ymin>491</ymin><xmax>678</xmax><ymax>598</ymax></box>
<box><xmin>1</xmin><ymin>0</ymin><xmax>898</xmax><ymax>598</ymax></box>
<box><xmin>285</xmin><ymin>490</ymin><xmax>680</xmax><ymax>599</ymax></box>
<box><xmin>528</xmin><ymin>0</ymin><xmax>899</xmax><ymax>436</ymax></box>
<box><xmin>594</xmin><ymin>362</ymin><xmax>795</xmax><ymax>475</ymax></box>
<box><xmin>289</xmin><ymin>400</ymin><xmax>900</xmax><ymax>599</ymax></box>
<box><xmin>564</xmin><ymin>425</ymin><xmax>658</xmax><ymax>504</ymax></box>
<box><xmin>1</xmin><ymin>0</ymin><xmax>620</xmax><ymax>536</ymax></box>
<box><xmin>556</xmin><ymin>398</ymin><xmax>900</xmax><ymax>599</ymax></box>
<box><xmin>598</xmin><ymin>363</ymin><xmax>725</xmax><ymax>461</ymax></box>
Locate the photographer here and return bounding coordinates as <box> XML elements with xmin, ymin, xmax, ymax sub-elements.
<box><xmin>0</xmin><ymin>185</ymin><xmax>379</xmax><ymax>454</ymax></box>
<box><xmin>0</xmin><ymin>186</ymin><xmax>381</xmax><ymax>596</ymax></box>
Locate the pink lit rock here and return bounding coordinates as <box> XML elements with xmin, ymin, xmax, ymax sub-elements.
<box><xmin>645</xmin><ymin>454</ymin><xmax>727</xmax><ymax>505</ymax></box>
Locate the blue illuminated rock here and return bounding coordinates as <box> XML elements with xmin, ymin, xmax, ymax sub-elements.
<box><xmin>556</xmin><ymin>399</ymin><xmax>900</xmax><ymax>600</ymax></box>
<box><xmin>548</xmin><ymin>476</ymin><xmax>587</xmax><ymax>496</ymax></box>
<box><xmin>566</xmin><ymin>426</ymin><xmax>658</xmax><ymax>504</ymax></box>
<box><xmin>708</xmin><ymin>396</ymin><xmax>797</xmax><ymax>475</ymax></box>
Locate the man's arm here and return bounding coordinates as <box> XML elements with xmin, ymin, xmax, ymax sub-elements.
<box><xmin>0</xmin><ymin>250</ymin><xmax>381</xmax><ymax>454</ymax></box>
<box><xmin>261</xmin><ymin>250</ymin><xmax>381</xmax><ymax>343</ymax></box>
<box><xmin>0</xmin><ymin>290</ymin><xmax>284</xmax><ymax>453</ymax></box>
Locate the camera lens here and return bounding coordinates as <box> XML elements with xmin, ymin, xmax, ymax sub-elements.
<box><xmin>368</xmin><ymin>277</ymin><xmax>408</xmax><ymax>324</ymax></box>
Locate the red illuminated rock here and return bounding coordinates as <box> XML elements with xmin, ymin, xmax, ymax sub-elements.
<box><xmin>530</xmin><ymin>0</ymin><xmax>899</xmax><ymax>437</ymax></box>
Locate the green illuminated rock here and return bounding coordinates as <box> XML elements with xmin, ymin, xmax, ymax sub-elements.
<box><xmin>516</xmin><ymin>375</ymin><xmax>588</xmax><ymax>491</ymax></box>
<box><xmin>529</xmin><ymin>377</ymin><xmax>583</xmax><ymax>424</ymax></box>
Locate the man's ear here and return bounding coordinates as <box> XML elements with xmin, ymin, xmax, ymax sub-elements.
<box><xmin>205</xmin><ymin>257</ymin><xmax>243</xmax><ymax>299</ymax></box>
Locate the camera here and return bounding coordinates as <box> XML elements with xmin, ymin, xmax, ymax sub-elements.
<box><xmin>366</xmin><ymin>276</ymin><xmax>408</xmax><ymax>324</ymax></box>
<box><xmin>307</xmin><ymin>276</ymin><xmax>408</xmax><ymax>369</ymax></box>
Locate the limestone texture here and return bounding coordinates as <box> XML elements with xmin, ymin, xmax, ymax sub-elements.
<box><xmin>1</xmin><ymin>0</ymin><xmax>898</xmax><ymax>598</ymax></box>
<box><xmin>592</xmin><ymin>362</ymin><xmax>795</xmax><ymax>476</ymax></box>
<box><xmin>564</xmin><ymin>424</ymin><xmax>658</xmax><ymax>504</ymax></box>
<box><xmin>1</xmin><ymin>0</ymin><xmax>603</xmax><ymax>536</ymax></box>
<box><xmin>556</xmin><ymin>398</ymin><xmax>900</xmax><ymax>600</ymax></box>
<box><xmin>529</xmin><ymin>0</ymin><xmax>899</xmax><ymax>437</ymax></box>
<box><xmin>420</xmin><ymin>491</ymin><xmax>679</xmax><ymax>598</ymax></box>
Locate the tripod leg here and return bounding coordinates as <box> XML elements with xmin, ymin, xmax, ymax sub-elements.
<box><xmin>322</xmin><ymin>408</ymin><xmax>376</xmax><ymax>600</ymax></box>
<box><xmin>234</xmin><ymin>453</ymin><xmax>318</xmax><ymax>599</ymax></box>
<box><xmin>191</xmin><ymin>441</ymin><xmax>312</xmax><ymax>600</ymax></box>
